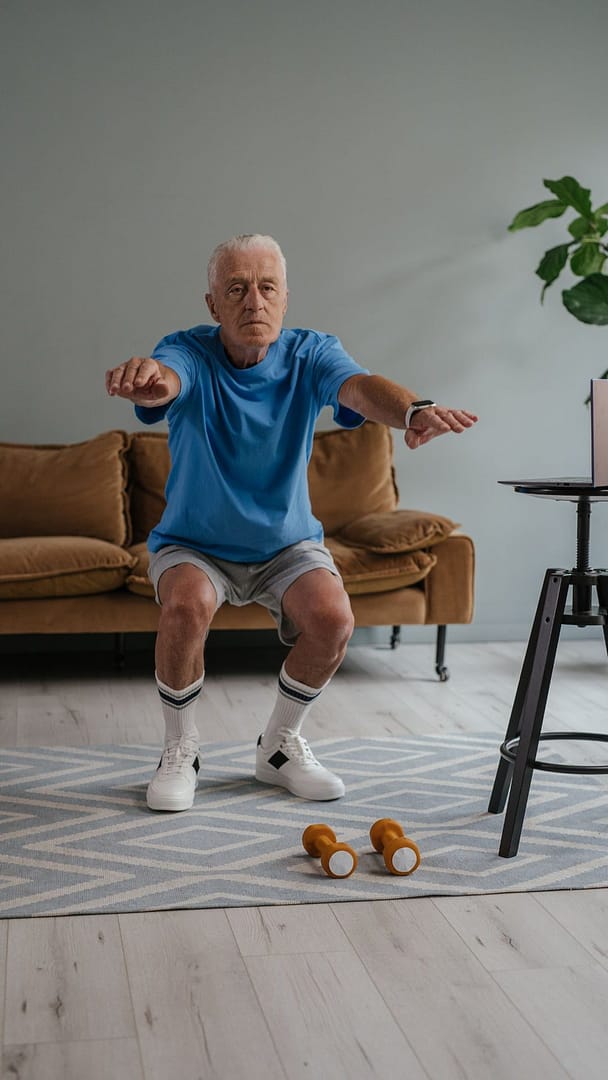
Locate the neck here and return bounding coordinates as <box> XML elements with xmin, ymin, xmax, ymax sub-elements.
<box><xmin>219</xmin><ymin>330</ymin><xmax>269</xmax><ymax>369</ymax></box>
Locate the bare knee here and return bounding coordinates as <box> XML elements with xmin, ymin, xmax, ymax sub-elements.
<box><xmin>158</xmin><ymin>566</ymin><xmax>217</xmax><ymax>636</ymax></box>
<box><xmin>300</xmin><ymin>595</ymin><xmax>355</xmax><ymax>654</ymax></box>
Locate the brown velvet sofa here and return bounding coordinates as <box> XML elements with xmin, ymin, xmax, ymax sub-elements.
<box><xmin>0</xmin><ymin>422</ymin><xmax>474</xmax><ymax>676</ymax></box>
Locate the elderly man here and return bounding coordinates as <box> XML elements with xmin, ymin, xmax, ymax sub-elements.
<box><xmin>106</xmin><ymin>233</ymin><xmax>477</xmax><ymax>811</ymax></box>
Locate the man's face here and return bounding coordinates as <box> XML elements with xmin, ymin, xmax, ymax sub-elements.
<box><xmin>205</xmin><ymin>248</ymin><xmax>288</xmax><ymax>361</ymax></box>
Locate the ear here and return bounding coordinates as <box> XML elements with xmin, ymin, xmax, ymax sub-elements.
<box><xmin>205</xmin><ymin>292</ymin><xmax>219</xmax><ymax>323</ymax></box>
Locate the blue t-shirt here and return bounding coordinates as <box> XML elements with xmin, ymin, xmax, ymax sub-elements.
<box><xmin>135</xmin><ymin>324</ymin><xmax>368</xmax><ymax>562</ymax></box>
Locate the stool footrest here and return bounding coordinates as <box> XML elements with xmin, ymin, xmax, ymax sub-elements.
<box><xmin>500</xmin><ymin>731</ymin><xmax>608</xmax><ymax>775</ymax></box>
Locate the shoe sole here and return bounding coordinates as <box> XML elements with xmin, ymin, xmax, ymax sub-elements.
<box><xmin>255</xmin><ymin>763</ymin><xmax>345</xmax><ymax>801</ymax></box>
<box><xmin>146</xmin><ymin>790</ymin><xmax>196</xmax><ymax>812</ymax></box>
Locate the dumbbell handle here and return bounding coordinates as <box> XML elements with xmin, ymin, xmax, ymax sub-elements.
<box><xmin>302</xmin><ymin>825</ymin><xmax>358</xmax><ymax>879</ymax></box>
<box><xmin>381</xmin><ymin>825</ymin><xmax>403</xmax><ymax>845</ymax></box>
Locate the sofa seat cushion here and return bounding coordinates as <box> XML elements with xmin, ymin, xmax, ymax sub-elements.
<box><xmin>0</xmin><ymin>537</ymin><xmax>136</xmax><ymax>599</ymax></box>
<box><xmin>0</xmin><ymin>431</ymin><xmax>131</xmax><ymax>546</ymax></box>
<box><xmin>337</xmin><ymin>509</ymin><xmax>457</xmax><ymax>554</ymax></box>
<box><xmin>125</xmin><ymin>542</ymin><xmax>153</xmax><ymax>597</ymax></box>
<box><xmin>326</xmin><ymin>537</ymin><xmax>436</xmax><ymax>594</ymax></box>
<box><xmin>125</xmin><ymin>539</ymin><xmax>436</xmax><ymax>599</ymax></box>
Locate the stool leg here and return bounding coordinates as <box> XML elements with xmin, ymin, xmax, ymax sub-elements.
<box><xmin>595</xmin><ymin>573</ymin><xmax>608</xmax><ymax>659</ymax></box>
<box><xmin>498</xmin><ymin>571</ymin><xmax>570</xmax><ymax>857</ymax></box>
<box><xmin>489</xmin><ymin>569</ymin><xmax>563</xmax><ymax>814</ymax></box>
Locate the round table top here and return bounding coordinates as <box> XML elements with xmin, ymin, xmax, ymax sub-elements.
<box><xmin>499</xmin><ymin>478</ymin><xmax>608</xmax><ymax>501</ymax></box>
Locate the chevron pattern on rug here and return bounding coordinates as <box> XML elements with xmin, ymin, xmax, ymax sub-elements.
<box><xmin>1</xmin><ymin>734</ymin><xmax>607</xmax><ymax>917</ymax></box>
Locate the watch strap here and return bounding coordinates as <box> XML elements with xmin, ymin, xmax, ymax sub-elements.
<box><xmin>405</xmin><ymin>400</ymin><xmax>436</xmax><ymax>428</ymax></box>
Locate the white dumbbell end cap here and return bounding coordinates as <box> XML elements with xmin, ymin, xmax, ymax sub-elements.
<box><xmin>328</xmin><ymin>849</ymin><xmax>355</xmax><ymax>878</ymax></box>
<box><xmin>392</xmin><ymin>846</ymin><xmax>419</xmax><ymax>874</ymax></box>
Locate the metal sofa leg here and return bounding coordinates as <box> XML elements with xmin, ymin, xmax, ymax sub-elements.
<box><xmin>435</xmin><ymin>625</ymin><xmax>449</xmax><ymax>682</ymax></box>
<box><xmin>390</xmin><ymin>625</ymin><xmax>401</xmax><ymax>649</ymax></box>
<box><xmin>114</xmin><ymin>632</ymin><xmax>126</xmax><ymax>669</ymax></box>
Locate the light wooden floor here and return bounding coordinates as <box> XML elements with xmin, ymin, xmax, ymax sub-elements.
<box><xmin>2</xmin><ymin>636</ymin><xmax>608</xmax><ymax>1079</ymax></box>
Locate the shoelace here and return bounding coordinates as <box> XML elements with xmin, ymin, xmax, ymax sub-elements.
<box><xmin>159</xmin><ymin>743</ymin><xmax>198</xmax><ymax>774</ymax></box>
<box><xmin>278</xmin><ymin>733</ymin><xmax>319</xmax><ymax>765</ymax></box>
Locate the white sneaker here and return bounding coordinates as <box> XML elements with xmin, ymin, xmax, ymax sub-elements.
<box><xmin>146</xmin><ymin>741</ymin><xmax>200</xmax><ymax>811</ymax></box>
<box><xmin>255</xmin><ymin>732</ymin><xmax>345</xmax><ymax>800</ymax></box>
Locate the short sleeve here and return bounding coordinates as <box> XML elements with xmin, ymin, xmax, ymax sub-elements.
<box><xmin>312</xmin><ymin>335</ymin><xmax>369</xmax><ymax>429</ymax></box>
<box><xmin>134</xmin><ymin>333</ymin><xmax>197</xmax><ymax>426</ymax></box>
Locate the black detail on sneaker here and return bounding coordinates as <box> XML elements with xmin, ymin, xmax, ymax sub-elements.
<box><xmin>268</xmin><ymin>749</ymin><xmax>289</xmax><ymax>770</ymax></box>
<box><xmin>156</xmin><ymin>751</ymin><xmax>200</xmax><ymax>771</ymax></box>
<box><xmin>257</xmin><ymin>734</ymin><xmax>263</xmax><ymax>747</ymax></box>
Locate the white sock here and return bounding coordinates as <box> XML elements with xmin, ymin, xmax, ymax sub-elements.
<box><xmin>156</xmin><ymin>672</ymin><xmax>203</xmax><ymax>748</ymax></box>
<box><xmin>261</xmin><ymin>663</ymin><xmax>328</xmax><ymax>746</ymax></box>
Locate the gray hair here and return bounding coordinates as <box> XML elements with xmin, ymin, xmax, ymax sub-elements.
<box><xmin>207</xmin><ymin>234</ymin><xmax>287</xmax><ymax>294</ymax></box>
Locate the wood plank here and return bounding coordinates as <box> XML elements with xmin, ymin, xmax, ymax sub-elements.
<box><xmin>534</xmin><ymin>889</ymin><xmax>608</xmax><ymax>969</ymax></box>
<box><xmin>0</xmin><ymin>921</ymin><xmax>7</xmax><ymax>1046</ymax></box>
<box><xmin>433</xmin><ymin>892</ymin><xmax>596</xmax><ymax>971</ymax></box>
<box><xmin>245</xmin><ymin>949</ymin><xmax>427</xmax><ymax>1080</ymax></box>
<box><xmin>227</xmin><ymin>902</ymin><xmax>353</xmax><ymax>957</ymax></box>
<box><xmin>495</xmin><ymin>962</ymin><xmax>608</xmax><ymax>1080</ymax></box>
<box><xmin>333</xmin><ymin>898</ymin><xmax>569</xmax><ymax>1079</ymax></box>
<box><xmin>4</xmin><ymin>915</ymin><xmax>135</xmax><ymax>1045</ymax></box>
<box><xmin>119</xmin><ymin>908</ymin><xmax>285</xmax><ymax>1080</ymax></box>
<box><xmin>1</xmin><ymin>1039</ymin><xmax>143</xmax><ymax>1080</ymax></box>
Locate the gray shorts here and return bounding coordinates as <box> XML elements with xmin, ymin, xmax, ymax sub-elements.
<box><xmin>148</xmin><ymin>539</ymin><xmax>341</xmax><ymax>646</ymax></box>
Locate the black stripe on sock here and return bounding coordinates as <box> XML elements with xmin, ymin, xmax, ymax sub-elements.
<box><xmin>157</xmin><ymin>686</ymin><xmax>201</xmax><ymax>710</ymax></box>
<box><xmin>278</xmin><ymin>675</ymin><xmax>320</xmax><ymax>704</ymax></box>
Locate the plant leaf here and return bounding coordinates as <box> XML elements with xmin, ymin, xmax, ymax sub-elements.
<box><xmin>570</xmin><ymin>243</ymin><xmax>606</xmax><ymax>276</ymax></box>
<box><xmin>535</xmin><ymin>245</ymin><xmax>570</xmax><ymax>292</ymax></box>
<box><xmin>568</xmin><ymin>216</ymin><xmax>592</xmax><ymax>239</ymax></box>
<box><xmin>543</xmin><ymin>176</ymin><xmax>593</xmax><ymax>220</ymax></box>
<box><xmin>594</xmin><ymin>217</ymin><xmax>608</xmax><ymax>238</ymax></box>
<box><xmin>562</xmin><ymin>273</ymin><xmax>608</xmax><ymax>325</ymax></box>
<box><xmin>508</xmin><ymin>200</ymin><xmax>566</xmax><ymax>231</ymax></box>
<box><xmin>595</xmin><ymin>203</ymin><xmax>608</xmax><ymax>215</ymax></box>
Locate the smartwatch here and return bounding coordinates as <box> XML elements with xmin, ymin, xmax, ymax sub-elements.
<box><xmin>405</xmin><ymin>400</ymin><xmax>436</xmax><ymax>428</ymax></box>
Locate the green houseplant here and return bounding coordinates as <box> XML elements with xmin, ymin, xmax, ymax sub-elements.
<box><xmin>509</xmin><ymin>176</ymin><xmax>608</xmax><ymax>389</ymax></box>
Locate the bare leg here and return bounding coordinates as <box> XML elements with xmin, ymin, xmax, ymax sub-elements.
<box><xmin>256</xmin><ymin>570</ymin><xmax>353</xmax><ymax>799</ymax></box>
<box><xmin>281</xmin><ymin>569</ymin><xmax>355</xmax><ymax>686</ymax></box>
<box><xmin>155</xmin><ymin>563</ymin><xmax>218</xmax><ymax>687</ymax></box>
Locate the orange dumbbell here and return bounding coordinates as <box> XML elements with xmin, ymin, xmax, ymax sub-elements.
<box><xmin>370</xmin><ymin>818</ymin><xmax>420</xmax><ymax>876</ymax></box>
<box><xmin>302</xmin><ymin>824</ymin><xmax>358</xmax><ymax>879</ymax></box>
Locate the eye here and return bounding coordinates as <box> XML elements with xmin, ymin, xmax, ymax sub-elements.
<box><xmin>228</xmin><ymin>284</ymin><xmax>245</xmax><ymax>297</ymax></box>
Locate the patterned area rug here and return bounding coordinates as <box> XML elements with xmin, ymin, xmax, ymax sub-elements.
<box><xmin>1</xmin><ymin>734</ymin><xmax>607</xmax><ymax>917</ymax></box>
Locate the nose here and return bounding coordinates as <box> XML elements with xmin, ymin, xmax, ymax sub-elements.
<box><xmin>244</xmin><ymin>285</ymin><xmax>264</xmax><ymax>310</ymax></box>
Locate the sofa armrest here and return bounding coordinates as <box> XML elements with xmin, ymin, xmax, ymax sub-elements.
<box><xmin>422</xmin><ymin>533</ymin><xmax>475</xmax><ymax>625</ymax></box>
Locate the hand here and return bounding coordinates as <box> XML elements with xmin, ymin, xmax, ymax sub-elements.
<box><xmin>404</xmin><ymin>406</ymin><xmax>478</xmax><ymax>450</ymax></box>
<box><xmin>105</xmin><ymin>357</ymin><xmax>179</xmax><ymax>407</ymax></box>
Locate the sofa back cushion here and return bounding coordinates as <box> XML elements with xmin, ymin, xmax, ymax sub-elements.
<box><xmin>307</xmin><ymin>422</ymin><xmax>398</xmax><ymax>534</ymax></box>
<box><xmin>127</xmin><ymin>433</ymin><xmax>171</xmax><ymax>544</ymax></box>
<box><xmin>128</xmin><ymin>422</ymin><xmax>398</xmax><ymax>542</ymax></box>
<box><xmin>0</xmin><ymin>431</ymin><xmax>131</xmax><ymax>546</ymax></box>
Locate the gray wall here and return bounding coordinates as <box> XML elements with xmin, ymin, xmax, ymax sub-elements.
<box><xmin>2</xmin><ymin>0</ymin><xmax>608</xmax><ymax>642</ymax></box>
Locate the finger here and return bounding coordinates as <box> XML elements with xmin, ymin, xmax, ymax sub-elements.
<box><xmin>132</xmin><ymin>358</ymin><xmax>161</xmax><ymax>387</ymax></box>
<box><xmin>120</xmin><ymin>357</ymin><xmax>148</xmax><ymax>390</ymax></box>
<box><xmin>106</xmin><ymin>364</ymin><xmax>128</xmax><ymax>395</ymax></box>
<box><xmin>449</xmin><ymin>409</ymin><xmax>478</xmax><ymax>427</ymax></box>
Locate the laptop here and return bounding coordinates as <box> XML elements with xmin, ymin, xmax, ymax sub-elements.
<box><xmin>591</xmin><ymin>378</ymin><xmax>608</xmax><ymax>485</ymax></box>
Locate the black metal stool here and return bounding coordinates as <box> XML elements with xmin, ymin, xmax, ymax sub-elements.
<box><xmin>488</xmin><ymin>478</ymin><xmax>608</xmax><ymax>857</ymax></box>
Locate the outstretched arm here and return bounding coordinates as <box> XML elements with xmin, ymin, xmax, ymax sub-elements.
<box><xmin>105</xmin><ymin>356</ymin><xmax>181</xmax><ymax>407</ymax></box>
<box><xmin>338</xmin><ymin>374</ymin><xmax>478</xmax><ymax>450</ymax></box>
